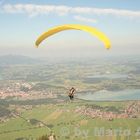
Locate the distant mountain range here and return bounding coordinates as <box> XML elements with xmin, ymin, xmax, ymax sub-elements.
<box><xmin>0</xmin><ymin>55</ymin><xmax>41</xmax><ymax>65</ymax></box>
<box><xmin>0</xmin><ymin>54</ymin><xmax>140</xmax><ymax>65</ymax></box>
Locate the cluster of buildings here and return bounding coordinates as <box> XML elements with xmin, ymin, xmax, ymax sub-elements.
<box><xmin>0</xmin><ymin>91</ymin><xmax>29</xmax><ymax>99</ymax></box>
<box><xmin>0</xmin><ymin>82</ymin><xmax>31</xmax><ymax>99</ymax></box>
<box><xmin>125</xmin><ymin>102</ymin><xmax>140</xmax><ymax>118</ymax></box>
<box><xmin>0</xmin><ymin>82</ymin><xmax>57</xmax><ymax>100</ymax></box>
<box><xmin>75</xmin><ymin>102</ymin><xmax>140</xmax><ymax>120</ymax></box>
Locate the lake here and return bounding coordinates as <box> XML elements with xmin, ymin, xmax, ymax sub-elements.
<box><xmin>84</xmin><ymin>74</ymin><xmax>128</xmax><ymax>84</ymax></box>
<box><xmin>86</xmin><ymin>74</ymin><xmax>128</xmax><ymax>79</ymax></box>
<box><xmin>77</xmin><ymin>89</ymin><xmax>140</xmax><ymax>101</ymax></box>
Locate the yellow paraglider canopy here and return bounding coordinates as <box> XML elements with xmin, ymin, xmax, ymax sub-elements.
<box><xmin>35</xmin><ymin>24</ymin><xmax>111</xmax><ymax>49</ymax></box>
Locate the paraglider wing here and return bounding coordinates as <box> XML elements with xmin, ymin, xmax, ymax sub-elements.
<box><xmin>35</xmin><ymin>24</ymin><xmax>111</xmax><ymax>49</ymax></box>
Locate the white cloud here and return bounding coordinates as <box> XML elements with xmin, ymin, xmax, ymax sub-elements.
<box><xmin>2</xmin><ymin>4</ymin><xmax>71</xmax><ymax>17</ymax></box>
<box><xmin>74</xmin><ymin>15</ymin><xmax>97</xmax><ymax>23</ymax></box>
<box><xmin>2</xmin><ymin>4</ymin><xmax>140</xmax><ymax>18</ymax></box>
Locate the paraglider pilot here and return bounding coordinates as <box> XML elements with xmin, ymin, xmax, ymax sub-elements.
<box><xmin>68</xmin><ymin>87</ymin><xmax>76</xmax><ymax>101</ymax></box>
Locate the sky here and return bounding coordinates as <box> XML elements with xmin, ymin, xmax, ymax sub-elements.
<box><xmin>0</xmin><ymin>0</ymin><xmax>140</xmax><ymax>58</ymax></box>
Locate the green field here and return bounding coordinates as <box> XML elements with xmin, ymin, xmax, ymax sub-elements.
<box><xmin>0</xmin><ymin>100</ymin><xmax>139</xmax><ymax>140</ymax></box>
